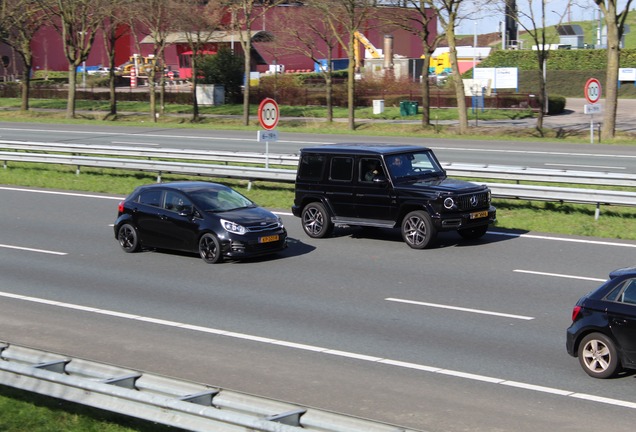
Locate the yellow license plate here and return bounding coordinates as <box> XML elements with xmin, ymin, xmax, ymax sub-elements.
<box><xmin>259</xmin><ymin>235</ymin><xmax>279</xmax><ymax>243</ymax></box>
<box><xmin>470</xmin><ymin>210</ymin><xmax>489</xmax><ymax>219</ymax></box>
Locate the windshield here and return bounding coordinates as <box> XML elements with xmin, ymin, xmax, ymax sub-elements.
<box><xmin>190</xmin><ymin>187</ymin><xmax>255</xmax><ymax>212</ymax></box>
<box><xmin>386</xmin><ymin>151</ymin><xmax>445</xmax><ymax>181</ymax></box>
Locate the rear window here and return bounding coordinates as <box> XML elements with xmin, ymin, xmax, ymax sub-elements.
<box><xmin>298</xmin><ymin>154</ymin><xmax>325</xmax><ymax>180</ymax></box>
<box><xmin>330</xmin><ymin>157</ymin><xmax>353</xmax><ymax>182</ymax></box>
<box><xmin>137</xmin><ymin>189</ymin><xmax>162</xmax><ymax>207</ymax></box>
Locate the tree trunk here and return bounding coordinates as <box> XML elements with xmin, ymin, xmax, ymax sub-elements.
<box><xmin>20</xmin><ymin>66</ymin><xmax>31</xmax><ymax>112</ymax></box>
<box><xmin>347</xmin><ymin>32</ymin><xmax>355</xmax><ymax>130</ymax></box>
<box><xmin>325</xmin><ymin>72</ymin><xmax>333</xmax><ymax>123</ymax></box>
<box><xmin>67</xmin><ymin>65</ymin><xmax>77</xmax><ymax>119</ymax></box>
<box><xmin>420</xmin><ymin>52</ymin><xmax>432</xmax><ymax>127</ymax></box>
<box><xmin>602</xmin><ymin>21</ymin><xmax>620</xmax><ymax>140</ymax></box>
<box><xmin>243</xmin><ymin>38</ymin><xmax>251</xmax><ymax>126</ymax></box>
<box><xmin>149</xmin><ymin>80</ymin><xmax>157</xmax><ymax>123</ymax></box>
<box><xmin>446</xmin><ymin>30</ymin><xmax>467</xmax><ymax>133</ymax></box>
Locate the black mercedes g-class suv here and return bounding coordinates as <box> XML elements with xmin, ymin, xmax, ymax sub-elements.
<box><xmin>291</xmin><ymin>144</ymin><xmax>496</xmax><ymax>249</ymax></box>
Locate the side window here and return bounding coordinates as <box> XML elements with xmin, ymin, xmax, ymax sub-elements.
<box><xmin>137</xmin><ymin>190</ymin><xmax>162</xmax><ymax>207</ymax></box>
<box><xmin>607</xmin><ymin>279</ymin><xmax>636</xmax><ymax>305</ymax></box>
<box><xmin>330</xmin><ymin>157</ymin><xmax>353</xmax><ymax>182</ymax></box>
<box><xmin>298</xmin><ymin>154</ymin><xmax>325</xmax><ymax>180</ymax></box>
<box><xmin>621</xmin><ymin>280</ymin><xmax>636</xmax><ymax>305</ymax></box>
<box><xmin>164</xmin><ymin>191</ymin><xmax>193</xmax><ymax>214</ymax></box>
<box><xmin>359</xmin><ymin>158</ymin><xmax>384</xmax><ymax>183</ymax></box>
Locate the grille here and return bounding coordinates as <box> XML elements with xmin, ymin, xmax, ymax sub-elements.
<box><xmin>246</xmin><ymin>222</ymin><xmax>282</xmax><ymax>233</ymax></box>
<box><xmin>455</xmin><ymin>191</ymin><xmax>489</xmax><ymax>211</ymax></box>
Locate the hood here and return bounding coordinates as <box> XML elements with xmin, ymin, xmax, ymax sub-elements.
<box><xmin>395</xmin><ymin>177</ymin><xmax>487</xmax><ymax>194</ymax></box>
<box><xmin>211</xmin><ymin>206</ymin><xmax>280</xmax><ymax>225</ymax></box>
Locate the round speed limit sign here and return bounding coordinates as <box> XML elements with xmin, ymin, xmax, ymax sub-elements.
<box><xmin>584</xmin><ymin>78</ymin><xmax>601</xmax><ymax>104</ymax></box>
<box><xmin>258</xmin><ymin>98</ymin><xmax>279</xmax><ymax>130</ymax></box>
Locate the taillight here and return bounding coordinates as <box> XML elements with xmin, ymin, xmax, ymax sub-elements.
<box><xmin>571</xmin><ymin>305</ymin><xmax>582</xmax><ymax>322</ymax></box>
<box><xmin>118</xmin><ymin>201</ymin><xmax>125</xmax><ymax>213</ymax></box>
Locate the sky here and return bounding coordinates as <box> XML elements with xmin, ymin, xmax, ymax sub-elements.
<box><xmin>455</xmin><ymin>0</ymin><xmax>632</xmax><ymax>36</ymax></box>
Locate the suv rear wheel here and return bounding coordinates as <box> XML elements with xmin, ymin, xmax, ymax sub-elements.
<box><xmin>401</xmin><ymin>210</ymin><xmax>436</xmax><ymax>249</ymax></box>
<box><xmin>301</xmin><ymin>202</ymin><xmax>333</xmax><ymax>238</ymax></box>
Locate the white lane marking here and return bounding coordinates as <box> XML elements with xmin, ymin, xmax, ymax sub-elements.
<box><xmin>490</xmin><ymin>231</ymin><xmax>636</xmax><ymax>248</ymax></box>
<box><xmin>544</xmin><ymin>163</ymin><xmax>626</xmax><ymax>170</ymax></box>
<box><xmin>514</xmin><ymin>269</ymin><xmax>606</xmax><ymax>282</ymax></box>
<box><xmin>0</xmin><ymin>127</ymin><xmax>330</xmax><ymax>145</ymax></box>
<box><xmin>0</xmin><ymin>244</ymin><xmax>67</xmax><ymax>255</ymax></box>
<box><xmin>2</xmin><ymin>290</ymin><xmax>635</xmax><ymax>411</ymax></box>
<box><xmin>385</xmin><ymin>297</ymin><xmax>534</xmax><ymax>320</ymax></box>
<box><xmin>434</xmin><ymin>146</ymin><xmax>636</xmax><ymax>160</ymax></box>
<box><xmin>111</xmin><ymin>141</ymin><xmax>160</xmax><ymax>146</ymax></box>
<box><xmin>0</xmin><ymin>186</ymin><xmax>122</xmax><ymax>200</ymax></box>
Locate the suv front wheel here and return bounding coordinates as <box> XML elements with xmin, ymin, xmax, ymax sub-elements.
<box><xmin>401</xmin><ymin>210</ymin><xmax>437</xmax><ymax>249</ymax></box>
<box><xmin>301</xmin><ymin>202</ymin><xmax>333</xmax><ymax>238</ymax></box>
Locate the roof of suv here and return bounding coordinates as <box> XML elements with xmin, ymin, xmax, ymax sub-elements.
<box><xmin>300</xmin><ymin>143</ymin><xmax>431</xmax><ymax>155</ymax></box>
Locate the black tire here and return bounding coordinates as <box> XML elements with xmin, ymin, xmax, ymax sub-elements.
<box><xmin>117</xmin><ymin>223</ymin><xmax>140</xmax><ymax>253</ymax></box>
<box><xmin>577</xmin><ymin>332</ymin><xmax>621</xmax><ymax>379</ymax></box>
<box><xmin>401</xmin><ymin>210</ymin><xmax>436</xmax><ymax>249</ymax></box>
<box><xmin>458</xmin><ymin>224</ymin><xmax>488</xmax><ymax>240</ymax></box>
<box><xmin>199</xmin><ymin>233</ymin><xmax>223</xmax><ymax>264</ymax></box>
<box><xmin>301</xmin><ymin>202</ymin><xmax>333</xmax><ymax>239</ymax></box>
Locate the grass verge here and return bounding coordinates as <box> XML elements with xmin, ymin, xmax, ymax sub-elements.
<box><xmin>1</xmin><ymin>163</ymin><xmax>634</xmax><ymax>241</ymax></box>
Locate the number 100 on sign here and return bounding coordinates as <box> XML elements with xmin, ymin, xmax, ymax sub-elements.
<box><xmin>258</xmin><ymin>98</ymin><xmax>279</xmax><ymax>130</ymax></box>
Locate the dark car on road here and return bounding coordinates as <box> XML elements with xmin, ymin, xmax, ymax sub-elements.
<box><xmin>114</xmin><ymin>181</ymin><xmax>287</xmax><ymax>263</ymax></box>
<box><xmin>566</xmin><ymin>267</ymin><xmax>636</xmax><ymax>378</ymax></box>
<box><xmin>292</xmin><ymin>144</ymin><xmax>496</xmax><ymax>249</ymax></box>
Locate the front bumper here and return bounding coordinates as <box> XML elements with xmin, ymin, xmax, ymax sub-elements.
<box><xmin>221</xmin><ymin>229</ymin><xmax>288</xmax><ymax>259</ymax></box>
<box><xmin>435</xmin><ymin>205</ymin><xmax>496</xmax><ymax>231</ymax></box>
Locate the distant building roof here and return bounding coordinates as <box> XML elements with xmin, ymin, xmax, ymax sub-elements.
<box><xmin>141</xmin><ymin>30</ymin><xmax>274</xmax><ymax>45</ymax></box>
<box><xmin>556</xmin><ymin>24</ymin><xmax>584</xmax><ymax>36</ymax></box>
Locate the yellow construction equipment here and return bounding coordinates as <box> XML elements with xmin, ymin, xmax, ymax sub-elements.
<box><xmin>354</xmin><ymin>31</ymin><xmax>381</xmax><ymax>72</ymax></box>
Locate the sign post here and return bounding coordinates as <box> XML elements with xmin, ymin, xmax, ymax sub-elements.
<box><xmin>584</xmin><ymin>78</ymin><xmax>601</xmax><ymax>143</ymax></box>
<box><xmin>257</xmin><ymin>98</ymin><xmax>279</xmax><ymax>168</ymax></box>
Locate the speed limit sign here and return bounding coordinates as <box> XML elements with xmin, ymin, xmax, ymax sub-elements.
<box><xmin>584</xmin><ymin>78</ymin><xmax>601</xmax><ymax>104</ymax></box>
<box><xmin>258</xmin><ymin>98</ymin><xmax>279</xmax><ymax>130</ymax></box>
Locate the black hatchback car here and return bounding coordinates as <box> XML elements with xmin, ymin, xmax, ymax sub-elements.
<box><xmin>566</xmin><ymin>266</ymin><xmax>636</xmax><ymax>378</ymax></box>
<box><xmin>114</xmin><ymin>181</ymin><xmax>287</xmax><ymax>263</ymax></box>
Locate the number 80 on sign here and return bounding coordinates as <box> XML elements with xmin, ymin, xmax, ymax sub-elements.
<box><xmin>258</xmin><ymin>98</ymin><xmax>279</xmax><ymax>130</ymax></box>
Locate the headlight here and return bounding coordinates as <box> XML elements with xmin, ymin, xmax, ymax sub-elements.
<box><xmin>221</xmin><ymin>219</ymin><xmax>246</xmax><ymax>235</ymax></box>
<box><xmin>443</xmin><ymin>197</ymin><xmax>455</xmax><ymax>209</ymax></box>
<box><xmin>277</xmin><ymin>216</ymin><xmax>284</xmax><ymax>228</ymax></box>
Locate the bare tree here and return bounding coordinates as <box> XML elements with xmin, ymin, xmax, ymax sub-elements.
<box><xmin>226</xmin><ymin>0</ymin><xmax>285</xmax><ymax>126</ymax></box>
<box><xmin>99</xmin><ymin>0</ymin><xmax>129</xmax><ymax>118</ymax></box>
<box><xmin>0</xmin><ymin>0</ymin><xmax>47</xmax><ymax>111</ymax></box>
<box><xmin>383</xmin><ymin>1</ymin><xmax>442</xmax><ymax>127</ymax></box>
<box><xmin>172</xmin><ymin>0</ymin><xmax>225</xmax><ymax>122</ymax></box>
<box><xmin>278</xmin><ymin>2</ymin><xmax>339</xmax><ymax>122</ymax></box>
<box><xmin>499</xmin><ymin>0</ymin><xmax>572</xmax><ymax>133</ymax></box>
<box><xmin>37</xmin><ymin>0</ymin><xmax>107</xmax><ymax>118</ymax></box>
<box><xmin>593</xmin><ymin>0</ymin><xmax>633</xmax><ymax>140</ymax></box>
<box><xmin>433</xmin><ymin>0</ymin><xmax>469</xmax><ymax>133</ymax></box>
<box><xmin>317</xmin><ymin>0</ymin><xmax>375</xmax><ymax>130</ymax></box>
<box><xmin>127</xmin><ymin>0</ymin><xmax>175</xmax><ymax>123</ymax></box>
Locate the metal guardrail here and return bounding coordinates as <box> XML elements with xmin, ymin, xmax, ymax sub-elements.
<box><xmin>0</xmin><ymin>342</ymin><xmax>419</xmax><ymax>432</ymax></box>
<box><xmin>1</xmin><ymin>140</ymin><xmax>635</xmax><ymax>218</ymax></box>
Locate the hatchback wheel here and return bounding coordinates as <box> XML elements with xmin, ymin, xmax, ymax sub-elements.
<box><xmin>578</xmin><ymin>332</ymin><xmax>621</xmax><ymax>378</ymax></box>
<box><xmin>199</xmin><ymin>233</ymin><xmax>223</xmax><ymax>264</ymax></box>
<box><xmin>118</xmin><ymin>223</ymin><xmax>140</xmax><ymax>253</ymax></box>
<box><xmin>301</xmin><ymin>202</ymin><xmax>333</xmax><ymax>238</ymax></box>
<box><xmin>401</xmin><ymin>210</ymin><xmax>436</xmax><ymax>249</ymax></box>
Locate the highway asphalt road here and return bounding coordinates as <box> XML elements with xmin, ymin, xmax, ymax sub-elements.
<box><xmin>0</xmin><ymin>122</ymin><xmax>634</xmax><ymax>174</ymax></box>
<box><xmin>1</xmin><ymin>185</ymin><xmax>636</xmax><ymax>431</ymax></box>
